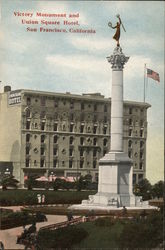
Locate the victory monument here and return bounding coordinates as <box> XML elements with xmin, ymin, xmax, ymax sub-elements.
<box><xmin>70</xmin><ymin>15</ymin><xmax>153</xmax><ymax>210</ymax></box>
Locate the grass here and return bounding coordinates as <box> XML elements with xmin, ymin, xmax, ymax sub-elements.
<box><xmin>72</xmin><ymin>220</ymin><xmax>124</xmax><ymax>249</ymax></box>
<box><xmin>0</xmin><ymin>189</ymin><xmax>96</xmax><ymax>206</ymax></box>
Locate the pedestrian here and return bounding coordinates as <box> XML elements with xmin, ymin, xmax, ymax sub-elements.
<box><xmin>37</xmin><ymin>194</ymin><xmax>41</xmax><ymax>204</ymax></box>
<box><xmin>41</xmin><ymin>194</ymin><xmax>45</xmax><ymax>204</ymax></box>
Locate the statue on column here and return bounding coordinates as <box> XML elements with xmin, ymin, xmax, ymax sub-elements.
<box><xmin>108</xmin><ymin>14</ymin><xmax>126</xmax><ymax>47</ymax></box>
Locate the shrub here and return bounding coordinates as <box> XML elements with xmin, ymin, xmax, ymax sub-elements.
<box><xmin>95</xmin><ymin>217</ymin><xmax>114</xmax><ymax>227</ymax></box>
<box><xmin>119</xmin><ymin>211</ymin><xmax>163</xmax><ymax>248</ymax></box>
<box><xmin>37</xmin><ymin>225</ymin><xmax>88</xmax><ymax>248</ymax></box>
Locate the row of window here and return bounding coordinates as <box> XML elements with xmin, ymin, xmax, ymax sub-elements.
<box><xmin>26</xmin><ymin>134</ymin><xmax>108</xmax><ymax>146</ymax></box>
<box><xmin>25</xmin><ymin>159</ymin><xmax>98</xmax><ymax>169</ymax></box>
<box><xmin>25</xmin><ymin>121</ymin><xmax>108</xmax><ymax>134</ymax></box>
<box><xmin>25</xmin><ymin>158</ymin><xmax>144</xmax><ymax>171</ymax></box>
<box><xmin>27</xmin><ymin>97</ymin><xmax>109</xmax><ymax>111</ymax></box>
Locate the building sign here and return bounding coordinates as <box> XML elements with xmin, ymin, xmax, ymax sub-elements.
<box><xmin>8</xmin><ymin>90</ymin><xmax>21</xmax><ymax>105</ymax></box>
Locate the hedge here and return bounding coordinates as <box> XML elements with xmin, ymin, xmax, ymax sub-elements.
<box><xmin>0</xmin><ymin>189</ymin><xmax>96</xmax><ymax>206</ymax></box>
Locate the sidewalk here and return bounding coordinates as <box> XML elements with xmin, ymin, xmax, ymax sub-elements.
<box><xmin>0</xmin><ymin>214</ymin><xmax>66</xmax><ymax>249</ymax></box>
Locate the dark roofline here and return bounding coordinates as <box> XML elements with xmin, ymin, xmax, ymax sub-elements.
<box><xmin>8</xmin><ymin>88</ymin><xmax>151</xmax><ymax>108</ymax></box>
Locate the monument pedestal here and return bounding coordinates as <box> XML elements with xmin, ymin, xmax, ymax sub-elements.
<box><xmin>81</xmin><ymin>152</ymin><xmax>142</xmax><ymax>208</ymax></box>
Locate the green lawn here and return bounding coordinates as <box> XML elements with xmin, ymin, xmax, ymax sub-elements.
<box><xmin>73</xmin><ymin>220</ymin><xmax>124</xmax><ymax>249</ymax></box>
<box><xmin>0</xmin><ymin>189</ymin><xmax>96</xmax><ymax>206</ymax></box>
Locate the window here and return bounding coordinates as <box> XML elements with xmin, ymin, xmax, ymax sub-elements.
<box><xmin>133</xmin><ymin>174</ymin><xmax>136</xmax><ymax>185</ymax></box>
<box><xmin>53</xmin><ymin>160</ymin><xmax>57</xmax><ymax>168</ymax></box>
<box><xmin>80</xmin><ymin>149</ymin><xmax>84</xmax><ymax>157</ymax></box>
<box><xmin>70</xmin><ymin>124</ymin><xmax>74</xmax><ymax>132</ymax></box>
<box><xmin>93</xmin><ymin>149</ymin><xmax>97</xmax><ymax>157</ymax></box>
<box><xmin>41</xmin><ymin>135</ymin><xmax>45</xmax><ymax>143</ymax></box>
<box><xmin>80</xmin><ymin>113</ymin><xmax>84</xmax><ymax>122</ymax></box>
<box><xmin>54</xmin><ymin>135</ymin><xmax>58</xmax><ymax>144</ymax></box>
<box><xmin>93</xmin><ymin>138</ymin><xmax>97</xmax><ymax>146</ymax></box>
<box><xmin>70</xmin><ymin>113</ymin><xmax>74</xmax><ymax>121</ymax></box>
<box><xmin>70</xmin><ymin>136</ymin><xmax>74</xmax><ymax>145</ymax></box>
<box><xmin>94</xmin><ymin>104</ymin><xmax>97</xmax><ymax>111</ymax></box>
<box><xmin>140</xmin><ymin>152</ymin><xmax>143</xmax><ymax>159</ymax></box>
<box><xmin>129</xmin><ymin>119</ymin><xmax>133</xmax><ymax>126</ymax></box>
<box><xmin>34</xmin><ymin>160</ymin><xmax>37</xmax><ymax>166</ymax></box>
<box><xmin>103</xmin><ymin>126</ymin><xmax>107</xmax><ymax>135</ymax></box>
<box><xmin>80</xmin><ymin>160</ymin><xmax>84</xmax><ymax>168</ymax></box>
<box><xmin>93</xmin><ymin>125</ymin><xmax>97</xmax><ymax>134</ymax></box>
<box><xmin>128</xmin><ymin>140</ymin><xmax>132</xmax><ymax>148</ymax></box>
<box><xmin>80</xmin><ymin>124</ymin><xmax>84</xmax><ymax>133</ymax></box>
<box><xmin>69</xmin><ymin>160</ymin><xmax>73</xmax><ymax>168</ymax></box>
<box><xmin>80</xmin><ymin>137</ymin><xmax>84</xmax><ymax>145</ymax></box>
<box><xmin>69</xmin><ymin>148</ymin><xmax>73</xmax><ymax>156</ymax></box>
<box><xmin>26</xmin><ymin>121</ymin><xmax>30</xmax><ymax>129</ymax></box>
<box><xmin>104</xmin><ymin>104</ymin><xmax>107</xmax><ymax>112</ymax></box>
<box><xmin>53</xmin><ymin>123</ymin><xmax>58</xmax><ymax>131</ymax></box>
<box><xmin>103</xmin><ymin>138</ymin><xmax>107</xmax><ymax>147</ymax></box>
<box><xmin>139</xmin><ymin>162</ymin><xmax>143</xmax><ymax>170</ymax></box>
<box><xmin>53</xmin><ymin>148</ymin><xmax>57</xmax><ymax>156</ymax></box>
<box><xmin>26</xmin><ymin>146</ymin><xmax>30</xmax><ymax>155</ymax></box>
<box><xmin>93</xmin><ymin>161</ymin><xmax>97</xmax><ymax>169</ymax></box>
<box><xmin>128</xmin><ymin>150</ymin><xmax>132</xmax><ymax>158</ymax></box>
<box><xmin>129</xmin><ymin>107</ymin><xmax>132</xmax><ymax>114</ymax></box>
<box><xmin>26</xmin><ymin>134</ymin><xmax>30</xmax><ymax>142</ymax></box>
<box><xmin>26</xmin><ymin>109</ymin><xmax>31</xmax><ymax>118</ymax></box>
<box><xmin>140</xmin><ymin>141</ymin><xmax>144</xmax><ymax>148</ymax></box>
<box><xmin>41</xmin><ymin>122</ymin><xmax>45</xmax><ymax>131</ymax></box>
<box><xmin>27</xmin><ymin>97</ymin><xmax>31</xmax><ymax>105</ymax></box>
<box><xmin>140</xmin><ymin>129</ymin><xmax>143</xmax><ymax>137</ymax></box>
<box><xmin>41</xmin><ymin>96</ymin><xmax>46</xmax><ymax>106</ymax></box>
<box><xmin>40</xmin><ymin>159</ymin><xmax>45</xmax><ymax>168</ymax></box>
<box><xmin>26</xmin><ymin>159</ymin><xmax>30</xmax><ymax>168</ymax></box>
<box><xmin>41</xmin><ymin>147</ymin><xmax>45</xmax><ymax>156</ymax></box>
<box><xmin>129</xmin><ymin>129</ymin><xmax>132</xmax><ymax>136</ymax></box>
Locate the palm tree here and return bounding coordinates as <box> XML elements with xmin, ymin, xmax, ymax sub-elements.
<box><xmin>0</xmin><ymin>175</ymin><xmax>19</xmax><ymax>190</ymax></box>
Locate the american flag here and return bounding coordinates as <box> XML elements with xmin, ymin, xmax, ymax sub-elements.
<box><xmin>147</xmin><ymin>68</ymin><xmax>160</xmax><ymax>82</ymax></box>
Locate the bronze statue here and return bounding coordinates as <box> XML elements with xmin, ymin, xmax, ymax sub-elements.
<box><xmin>108</xmin><ymin>14</ymin><xmax>126</xmax><ymax>46</ymax></box>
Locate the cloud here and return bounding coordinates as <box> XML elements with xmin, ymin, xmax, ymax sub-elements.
<box><xmin>69</xmin><ymin>36</ymin><xmax>113</xmax><ymax>52</ymax></box>
<box><xmin>46</xmin><ymin>54</ymin><xmax>109</xmax><ymax>76</ymax></box>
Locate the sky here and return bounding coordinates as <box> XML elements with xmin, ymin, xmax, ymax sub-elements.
<box><xmin>0</xmin><ymin>0</ymin><xmax>164</xmax><ymax>184</ymax></box>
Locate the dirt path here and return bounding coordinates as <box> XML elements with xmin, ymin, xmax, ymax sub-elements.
<box><xmin>0</xmin><ymin>214</ymin><xmax>66</xmax><ymax>249</ymax></box>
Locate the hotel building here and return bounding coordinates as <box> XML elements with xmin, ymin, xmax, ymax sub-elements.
<box><xmin>0</xmin><ymin>86</ymin><xmax>150</xmax><ymax>186</ymax></box>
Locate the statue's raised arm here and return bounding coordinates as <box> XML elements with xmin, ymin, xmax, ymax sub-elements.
<box><xmin>108</xmin><ymin>14</ymin><xmax>126</xmax><ymax>47</ymax></box>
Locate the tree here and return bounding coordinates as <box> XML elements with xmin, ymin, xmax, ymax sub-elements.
<box><xmin>52</xmin><ymin>178</ymin><xmax>64</xmax><ymax>191</ymax></box>
<box><xmin>76</xmin><ymin>176</ymin><xmax>86</xmax><ymax>191</ymax></box>
<box><xmin>25</xmin><ymin>175</ymin><xmax>38</xmax><ymax>190</ymax></box>
<box><xmin>133</xmin><ymin>178</ymin><xmax>152</xmax><ymax>200</ymax></box>
<box><xmin>152</xmin><ymin>180</ymin><xmax>164</xmax><ymax>199</ymax></box>
<box><xmin>0</xmin><ymin>175</ymin><xmax>19</xmax><ymax>190</ymax></box>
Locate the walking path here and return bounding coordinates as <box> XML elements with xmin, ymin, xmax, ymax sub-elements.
<box><xmin>0</xmin><ymin>214</ymin><xmax>66</xmax><ymax>250</ymax></box>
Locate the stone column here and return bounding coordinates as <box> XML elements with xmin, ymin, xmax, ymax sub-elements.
<box><xmin>107</xmin><ymin>46</ymin><xmax>129</xmax><ymax>152</ymax></box>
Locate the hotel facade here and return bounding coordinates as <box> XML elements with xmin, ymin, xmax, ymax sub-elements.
<box><xmin>0</xmin><ymin>86</ymin><xmax>150</xmax><ymax>186</ymax></box>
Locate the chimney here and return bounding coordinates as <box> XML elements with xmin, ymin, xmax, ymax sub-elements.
<box><xmin>4</xmin><ymin>85</ymin><xmax>11</xmax><ymax>92</ymax></box>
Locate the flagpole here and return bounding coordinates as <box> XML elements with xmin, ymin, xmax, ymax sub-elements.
<box><xmin>144</xmin><ymin>64</ymin><xmax>146</xmax><ymax>102</ymax></box>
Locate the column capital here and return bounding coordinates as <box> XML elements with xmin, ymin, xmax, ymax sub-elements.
<box><xmin>107</xmin><ymin>46</ymin><xmax>129</xmax><ymax>70</ymax></box>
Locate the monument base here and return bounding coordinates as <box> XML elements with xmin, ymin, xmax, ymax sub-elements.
<box><xmin>70</xmin><ymin>152</ymin><xmax>155</xmax><ymax>210</ymax></box>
